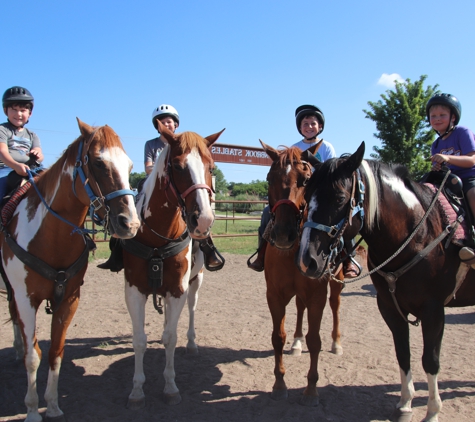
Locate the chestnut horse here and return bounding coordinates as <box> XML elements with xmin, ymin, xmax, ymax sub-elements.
<box><xmin>260</xmin><ymin>141</ymin><xmax>344</xmax><ymax>406</ymax></box>
<box><xmin>297</xmin><ymin>141</ymin><xmax>475</xmax><ymax>421</ymax></box>
<box><xmin>1</xmin><ymin>119</ymin><xmax>140</xmax><ymax>422</ymax></box>
<box><xmin>123</xmin><ymin>122</ymin><xmax>224</xmax><ymax>409</ymax></box>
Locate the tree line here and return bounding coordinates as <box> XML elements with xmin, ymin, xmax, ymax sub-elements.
<box><xmin>130</xmin><ymin>74</ymin><xmax>438</xmax><ymax>201</ymax></box>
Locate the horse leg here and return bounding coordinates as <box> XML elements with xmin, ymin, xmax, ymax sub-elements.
<box><xmin>8</xmin><ymin>298</ymin><xmax>26</xmax><ymax>360</ymax></box>
<box><xmin>124</xmin><ymin>283</ymin><xmax>148</xmax><ymax>410</ymax></box>
<box><xmin>300</xmin><ymin>287</ymin><xmax>327</xmax><ymax>407</ymax></box>
<box><xmin>328</xmin><ymin>279</ymin><xmax>344</xmax><ymax>355</ymax></box>
<box><xmin>290</xmin><ymin>296</ymin><xmax>305</xmax><ymax>356</ymax></box>
<box><xmin>162</xmin><ymin>292</ymin><xmax>188</xmax><ymax>405</ymax></box>
<box><xmin>377</xmin><ymin>294</ymin><xmax>414</xmax><ymax>422</ymax></box>
<box><xmin>43</xmin><ymin>292</ymin><xmax>80</xmax><ymax>422</ymax></box>
<box><xmin>419</xmin><ymin>303</ymin><xmax>445</xmax><ymax>422</ymax></box>
<box><xmin>186</xmin><ymin>272</ymin><xmax>203</xmax><ymax>355</ymax></box>
<box><xmin>13</xmin><ymin>295</ymin><xmax>43</xmax><ymax>422</ymax></box>
<box><xmin>266</xmin><ymin>290</ymin><xmax>291</xmax><ymax>401</ymax></box>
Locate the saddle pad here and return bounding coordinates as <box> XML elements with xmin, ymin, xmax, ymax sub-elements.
<box><xmin>424</xmin><ymin>183</ymin><xmax>467</xmax><ymax>244</ymax></box>
<box><xmin>1</xmin><ymin>182</ymin><xmax>31</xmax><ymax>227</ymax></box>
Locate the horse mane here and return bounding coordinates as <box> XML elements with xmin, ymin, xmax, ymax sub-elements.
<box><xmin>362</xmin><ymin>160</ymin><xmax>442</xmax><ymax>235</ymax></box>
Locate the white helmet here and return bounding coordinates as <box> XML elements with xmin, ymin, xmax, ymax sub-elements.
<box><xmin>151</xmin><ymin>104</ymin><xmax>179</xmax><ymax>129</ymax></box>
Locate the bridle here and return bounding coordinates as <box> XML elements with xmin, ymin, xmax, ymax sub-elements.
<box><xmin>72</xmin><ymin>129</ymin><xmax>136</xmax><ymax>229</ymax></box>
<box><xmin>302</xmin><ymin>169</ymin><xmax>365</xmax><ymax>272</ymax></box>
<box><xmin>268</xmin><ymin>160</ymin><xmax>312</xmax><ymax>238</ymax></box>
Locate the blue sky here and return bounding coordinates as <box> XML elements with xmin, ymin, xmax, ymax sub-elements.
<box><xmin>3</xmin><ymin>0</ymin><xmax>475</xmax><ymax>184</ymax></box>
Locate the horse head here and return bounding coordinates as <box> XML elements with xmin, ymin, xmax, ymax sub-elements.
<box><xmin>157</xmin><ymin>121</ymin><xmax>225</xmax><ymax>239</ymax></box>
<box><xmin>74</xmin><ymin>119</ymin><xmax>140</xmax><ymax>238</ymax></box>
<box><xmin>296</xmin><ymin>142</ymin><xmax>366</xmax><ymax>278</ymax></box>
<box><xmin>261</xmin><ymin>140</ymin><xmax>321</xmax><ymax>250</ymax></box>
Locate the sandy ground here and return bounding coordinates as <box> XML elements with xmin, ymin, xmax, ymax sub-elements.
<box><xmin>1</xmin><ymin>252</ymin><xmax>475</xmax><ymax>422</ymax></box>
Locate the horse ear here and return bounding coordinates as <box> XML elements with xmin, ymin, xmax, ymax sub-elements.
<box><xmin>156</xmin><ymin>120</ymin><xmax>175</xmax><ymax>144</ymax></box>
<box><xmin>259</xmin><ymin>140</ymin><xmax>279</xmax><ymax>162</ymax></box>
<box><xmin>77</xmin><ymin>118</ymin><xmax>94</xmax><ymax>137</ymax></box>
<box><xmin>339</xmin><ymin>142</ymin><xmax>365</xmax><ymax>175</ymax></box>
<box><xmin>204</xmin><ymin>129</ymin><xmax>226</xmax><ymax>147</ymax></box>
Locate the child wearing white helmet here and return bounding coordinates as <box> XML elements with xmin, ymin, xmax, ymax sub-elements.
<box><xmin>98</xmin><ymin>104</ymin><xmax>225</xmax><ymax>272</ymax></box>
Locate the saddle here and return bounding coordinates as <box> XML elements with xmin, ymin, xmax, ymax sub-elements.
<box><xmin>422</xmin><ymin>170</ymin><xmax>475</xmax><ymax>248</ymax></box>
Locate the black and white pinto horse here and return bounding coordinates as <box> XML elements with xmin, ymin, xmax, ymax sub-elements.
<box><xmin>296</xmin><ymin>142</ymin><xmax>475</xmax><ymax>422</ymax></box>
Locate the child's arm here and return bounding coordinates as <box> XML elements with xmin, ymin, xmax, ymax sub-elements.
<box><xmin>0</xmin><ymin>143</ymin><xmax>30</xmax><ymax>176</ymax></box>
<box><xmin>431</xmin><ymin>152</ymin><xmax>475</xmax><ymax>170</ymax></box>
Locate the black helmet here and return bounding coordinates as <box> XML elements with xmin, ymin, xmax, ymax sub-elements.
<box><xmin>151</xmin><ymin>104</ymin><xmax>179</xmax><ymax>129</ymax></box>
<box><xmin>426</xmin><ymin>93</ymin><xmax>461</xmax><ymax>125</ymax></box>
<box><xmin>295</xmin><ymin>104</ymin><xmax>325</xmax><ymax>136</ymax></box>
<box><xmin>2</xmin><ymin>86</ymin><xmax>34</xmax><ymax>110</ymax></box>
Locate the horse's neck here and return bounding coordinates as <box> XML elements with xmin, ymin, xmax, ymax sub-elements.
<box><xmin>34</xmin><ymin>172</ymin><xmax>89</xmax><ymax>231</ymax></box>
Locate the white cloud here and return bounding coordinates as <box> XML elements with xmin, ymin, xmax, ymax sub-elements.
<box><xmin>377</xmin><ymin>73</ymin><xmax>404</xmax><ymax>88</ymax></box>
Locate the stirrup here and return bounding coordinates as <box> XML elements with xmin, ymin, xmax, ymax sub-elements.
<box><xmin>350</xmin><ymin>256</ymin><xmax>362</xmax><ymax>277</ymax></box>
<box><xmin>200</xmin><ymin>240</ymin><xmax>225</xmax><ymax>271</ymax></box>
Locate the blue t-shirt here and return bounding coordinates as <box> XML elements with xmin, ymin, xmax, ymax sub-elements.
<box><xmin>292</xmin><ymin>138</ymin><xmax>336</xmax><ymax>162</ymax></box>
<box><xmin>431</xmin><ymin>125</ymin><xmax>475</xmax><ymax>179</ymax></box>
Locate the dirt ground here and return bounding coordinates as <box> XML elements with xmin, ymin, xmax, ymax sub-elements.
<box><xmin>1</xmin><ymin>252</ymin><xmax>475</xmax><ymax>422</ymax></box>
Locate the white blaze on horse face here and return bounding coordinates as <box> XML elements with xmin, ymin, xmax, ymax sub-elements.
<box><xmin>297</xmin><ymin>195</ymin><xmax>320</xmax><ymax>271</ymax></box>
<box><xmin>381</xmin><ymin>174</ymin><xmax>420</xmax><ymax>209</ymax></box>
<box><xmin>101</xmin><ymin>147</ymin><xmax>138</xmax><ymax>216</ymax></box>
<box><xmin>186</xmin><ymin>149</ymin><xmax>214</xmax><ymax>234</ymax></box>
<box><xmin>286</xmin><ymin>164</ymin><xmax>291</xmax><ymax>175</ymax></box>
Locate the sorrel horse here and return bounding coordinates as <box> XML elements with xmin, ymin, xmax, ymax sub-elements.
<box><xmin>260</xmin><ymin>141</ymin><xmax>344</xmax><ymax>406</ymax></box>
<box><xmin>297</xmin><ymin>141</ymin><xmax>475</xmax><ymax>421</ymax></box>
<box><xmin>122</xmin><ymin>121</ymin><xmax>224</xmax><ymax>409</ymax></box>
<box><xmin>0</xmin><ymin>119</ymin><xmax>140</xmax><ymax>422</ymax></box>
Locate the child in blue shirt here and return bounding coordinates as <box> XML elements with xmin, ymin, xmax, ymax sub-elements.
<box><xmin>0</xmin><ymin>86</ymin><xmax>43</xmax><ymax>200</ymax></box>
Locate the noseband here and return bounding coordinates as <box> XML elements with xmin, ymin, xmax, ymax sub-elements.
<box><xmin>72</xmin><ymin>129</ymin><xmax>137</xmax><ymax>229</ymax></box>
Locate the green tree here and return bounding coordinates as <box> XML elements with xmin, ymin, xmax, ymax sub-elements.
<box><xmin>213</xmin><ymin>165</ymin><xmax>227</xmax><ymax>194</ymax></box>
<box><xmin>363</xmin><ymin>75</ymin><xmax>439</xmax><ymax>179</ymax></box>
<box><xmin>129</xmin><ymin>171</ymin><xmax>146</xmax><ymax>188</ymax></box>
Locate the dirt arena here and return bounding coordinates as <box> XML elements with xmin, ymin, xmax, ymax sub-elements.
<box><xmin>1</xmin><ymin>253</ymin><xmax>475</xmax><ymax>422</ymax></box>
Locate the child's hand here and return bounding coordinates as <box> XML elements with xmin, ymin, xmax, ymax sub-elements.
<box><xmin>430</xmin><ymin>153</ymin><xmax>448</xmax><ymax>171</ymax></box>
<box><xmin>13</xmin><ymin>163</ymin><xmax>30</xmax><ymax>177</ymax></box>
<box><xmin>29</xmin><ymin>149</ymin><xmax>44</xmax><ymax>162</ymax></box>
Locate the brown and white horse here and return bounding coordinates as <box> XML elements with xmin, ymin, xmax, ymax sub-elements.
<box><xmin>123</xmin><ymin>122</ymin><xmax>223</xmax><ymax>409</ymax></box>
<box><xmin>260</xmin><ymin>141</ymin><xmax>344</xmax><ymax>406</ymax></box>
<box><xmin>1</xmin><ymin>119</ymin><xmax>140</xmax><ymax>422</ymax></box>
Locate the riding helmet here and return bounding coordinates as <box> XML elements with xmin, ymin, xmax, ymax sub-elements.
<box><xmin>2</xmin><ymin>86</ymin><xmax>34</xmax><ymax>110</ymax></box>
<box><xmin>295</xmin><ymin>104</ymin><xmax>325</xmax><ymax>136</ymax></box>
<box><xmin>151</xmin><ymin>104</ymin><xmax>180</xmax><ymax>129</ymax></box>
<box><xmin>426</xmin><ymin>93</ymin><xmax>461</xmax><ymax>125</ymax></box>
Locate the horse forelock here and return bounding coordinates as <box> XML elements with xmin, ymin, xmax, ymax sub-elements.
<box><xmin>277</xmin><ymin>146</ymin><xmax>303</xmax><ymax>167</ymax></box>
<box><xmin>179</xmin><ymin>132</ymin><xmax>212</xmax><ymax>160</ymax></box>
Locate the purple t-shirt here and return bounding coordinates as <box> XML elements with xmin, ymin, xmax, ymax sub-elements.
<box><xmin>431</xmin><ymin>125</ymin><xmax>475</xmax><ymax>179</ymax></box>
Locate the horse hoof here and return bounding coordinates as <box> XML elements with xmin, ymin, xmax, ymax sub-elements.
<box><xmin>290</xmin><ymin>347</ymin><xmax>302</xmax><ymax>356</ymax></box>
<box><xmin>186</xmin><ymin>346</ymin><xmax>199</xmax><ymax>355</ymax></box>
<box><xmin>127</xmin><ymin>396</ymin><xmax>145</xmax><ymax>410</ymax></box>
<box><xmin>44</xmin><ymin>414</ymin><xmax>67</xmax><ymax>422</ymax></box>
<box><xmin>300</xmin><ymin>394</ymin><xmax>319</xmax><ymax>407</ymax></box>
<box><xmin>331</xmin><ymin>344</ymin><xmax>343</xmax><ymax>355</ymax></box>
<box><xmin>392</xmin><ymin>408</ymin><xmax>413</xmax><ymax>422</ymax></box>
<box><xmin>165</xmin><ymin>392</ymin><xmax>182</xmax><ymax>405</ymax></box>
<box><xmin>271</xmin><ymin>388</ymin><xmax>288</xmax><ymax>401</ymax></box>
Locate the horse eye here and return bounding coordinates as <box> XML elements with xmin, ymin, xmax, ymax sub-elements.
<box><xmin>173</xmin><ymin>163</ymin><xmax>185</xmax><ymax>172</ymax></box>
